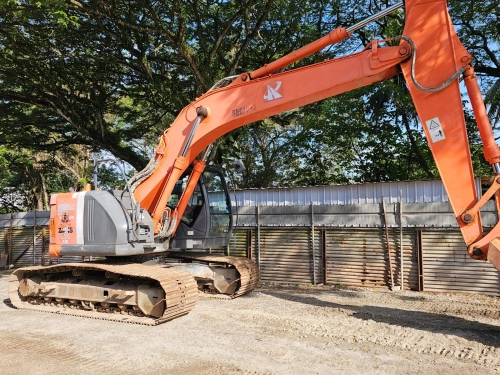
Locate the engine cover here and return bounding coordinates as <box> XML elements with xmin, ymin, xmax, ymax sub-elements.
<box><xmin>49</xmin><ymin>190</ymin><xmax>158</xmax><ymax>257</ymax></box>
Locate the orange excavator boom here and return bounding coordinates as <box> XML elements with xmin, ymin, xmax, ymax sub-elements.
<box><xmin>132</xmin><ymin>0</ymin><xmax>500</xmax><ymax>272</ymax></box>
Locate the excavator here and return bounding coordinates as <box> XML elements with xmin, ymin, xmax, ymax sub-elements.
<box><xmin>8</xmin><ymin>0</ymin><xmax>500</xmax><ymax>325</ymax></box>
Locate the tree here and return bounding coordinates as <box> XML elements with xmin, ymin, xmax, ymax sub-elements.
<box><xmin>0</xmin><ymin>0</ymin><xmax>498</xmax><ymax>205</ymax></box>
<box><xmin>486</xmin><ymin>79</ymin><xmax>500</xmax><ymax>126</ymax></box>
<box><xmin>449</xmin><ymin>1</ymin><xmax>500</xmax><ymax>130</ymax></box>
<box><xmin>0</xmin><ymin>0</ymin><xmax>283</xmax><ymax>169</ymax></box>
<box><xmin>0</xmin><ymin>145</ymin><xmax>129</xmax><ymax>212</ymax></box>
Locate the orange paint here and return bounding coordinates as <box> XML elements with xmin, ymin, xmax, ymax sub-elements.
<box><xmin>83</xmin><ymin>0</ymin><xmax>500</xmax><ymax>269</ymax></box>
<box><xmin>49</xmin><ymin>192</ymin><xmax>81</xmax><ymax>257</ymax></box>
<box><xmin>133</xmin><ymin>45</ymin><xmax>409</xmax><ymax>231</ymax></box>
<box><xmin>172</xmin><ymin>160</ymin><xmax>206</xmax><ymax>235</ymax></box>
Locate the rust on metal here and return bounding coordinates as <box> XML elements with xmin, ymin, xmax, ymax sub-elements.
<box><xmin>168</xmin><ymin>253</ymin><xmax>260</xmax><ymax>298</ymax></box>
<box><xmin>382</xmin><ymin>199</ymin><xmax>395</xmax><ymax>289</ymax></box>
<box><xmin>322</xmin><ymin>229</ymin><xmax>327</xmax><ymax>285</ymax></box>
<box><xmin>487</xmin><ymin>239</ymin><xmax>500</xmax><ymax>271</ymax></box>
<box><xmin>8</xmin><ymin>262</ymin><xmax>198</xmax><ymax>325</ymax></box>
<box><xmin>12</xmin><ymin>232</ymin><xmax>43</xmax><ymax>264</ymax></box>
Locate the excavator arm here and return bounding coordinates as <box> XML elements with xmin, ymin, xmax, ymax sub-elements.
<box><xmin>133</xmin><ymin>0</ymin><xmax>500</xmax><ymax>271</ymax></box>
<box><xmin>400</xmin><ymin>0</ymin><xmax>500</xmax><ymax>268</ymax></box>
<box><xmin>133</xmin><ymin>42</ymin><xmax>410</xmax><ymax>231</ymax></box>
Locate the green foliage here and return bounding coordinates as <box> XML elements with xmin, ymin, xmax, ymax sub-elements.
<box><xmin>0</xmin><ymin>147</ymin><xmax>48</xmax><ymax>212</ymax></box>
<box><xmin>449</xmin><ymin>1</ymin><xmax>499</xmax><ymax>129</ymax></box>
<box><xmin>486</xmin><ymin>79</ymin><xmax>500</xmax><ymax>127</ymax></box>
<box><xmin>94</xmin><ymin>164</ymin><xmax>125</xmax><ymax>191</ymax></box>
<box><xmin>0</xmin><ymin>0</ymin><xmax>498</xmax><ymax>210</ymax></box>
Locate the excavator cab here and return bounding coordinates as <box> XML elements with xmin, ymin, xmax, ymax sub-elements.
<box><xmin>169</xmin><ymin>166</ymin><xmax>233</xmax><ymax>251</ymax></box>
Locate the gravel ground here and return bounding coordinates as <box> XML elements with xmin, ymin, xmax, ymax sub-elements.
<box><xmin>1</xmin><ymin>269</ymin><xmax>499</xmax><ymax>375</ymax></box>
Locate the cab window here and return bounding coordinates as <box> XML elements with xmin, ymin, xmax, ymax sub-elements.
<box><xmin>203</xmin><ymin>171</ymin><xmax>230</xmax><ymax>235</ymax></box>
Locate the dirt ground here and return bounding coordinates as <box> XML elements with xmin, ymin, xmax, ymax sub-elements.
<box><xmin>1</xmin><ymin>270</ymin><xmax>499</xmax><ymax>375</ymax></box>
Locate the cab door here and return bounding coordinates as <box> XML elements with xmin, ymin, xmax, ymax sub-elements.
<box><xmin>169</xmin><ymin>166</ymin><xmax>233</xmax><ymax>249</ymax></box>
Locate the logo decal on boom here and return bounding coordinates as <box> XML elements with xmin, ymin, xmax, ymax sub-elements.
<box><xmin>264</xmin><ymin>81</ymin><xmax>282</xmax><ymax>102</ymax></box>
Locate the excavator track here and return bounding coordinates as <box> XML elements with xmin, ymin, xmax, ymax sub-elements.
<box><xmin>168</xmin><ymin>254</ymin><xmax>259</xmax><ymax>298</ymax></box>
<box><xmin>8</xmin><ymin>263</ymin><xmax>198</xmax><ymax>326</ymax></box>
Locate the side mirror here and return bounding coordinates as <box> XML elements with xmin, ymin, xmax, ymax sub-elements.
<box><xmin>232</xmin><ymin>160</ymin><xmax>245</xmax><ymax>174</ymax></box>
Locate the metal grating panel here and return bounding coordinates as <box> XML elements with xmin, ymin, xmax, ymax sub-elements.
<box><xmin>227</xmin><ymin>229</ymin><xmax>249</xmax><ymax>257</ymax></box>
<box><xmin>325</xmin><ymin>229</ymin><xmax>418</xmax><ymax>290</ymax></box>
<box><xmin>203</xmin><ymin>229</ymin><xmax>249</xmax><ymax>257</ymax></box>
<box><xmin>422</xmin><ymin>231</ymin><xmax>500</xmax><ymax>296</ymax></box>
<box><xmin>312</xmin><ymin>229</ymin><xmax>324</xmax><ymax>285</ymax></box>
<box><xmin>53</xmin><ymin>256</ymin><xmax>90</xmax><ymax>264</ymax></box>
<box><xmin>258</xmin><ymin>229</ymin><xmax>312</xmax><ymax>284</ymax></box>
<box><xmin>8</xmin><ymin>228</ymin><xmax>46</xmax><ymax>268</ymax></box>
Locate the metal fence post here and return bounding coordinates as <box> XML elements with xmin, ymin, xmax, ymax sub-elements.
<box><xmin>3</xmin><ymin>228</ymin><xmax>8</xmax><ymax>269</ymax></box>
<box><xmin>9</xmin><ymin>212</ymin><xmax>13</xmax><ymax>267</ymax></box>
<box><xmin>382</xmin><ymin>197</ymin><xmax>395</xmax><ymax>290</ymax></box>
<box><xmin>41</xmin><ymin>228</ymin><xmax>46</xmax><ymax>266</ymax></box>
<box><xmin>417</xmin><ymin>229</ymin><xmax>424</xmax><ymax>291</ymax></box>
<box><xmin>399</xmin><ymin>190</ymin><xmax>404</xmax><ymax>290</ymax></box>
<box><xmin>33</xmin><ymin>210</ymin><xmax>37</xmax><ymax>266</ymax></box>
<box><xmin>322</xmin><ymin>229</ymin><xmax>327</xmax><ymax>284</ymax></box>
<box><xmin>247</xmin><ymin>229</ymin><xmax>253</xmax><ymax>259</ymax></box>
<box><xmin>4</xmin><ymin>228</ymin><xmax>7</xmax><ymax>255</ymax></box>
<box><xmin>311</xmin><ymin>201</ymin><xmax>316</xmax><ymax>285</ymax></box>
<box><xmin>257</xmin><ymin>205</ymin><xmax>261</xmax><ymax>270</ymax></box>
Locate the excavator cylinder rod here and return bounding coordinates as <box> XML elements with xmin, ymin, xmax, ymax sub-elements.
<box><xmin>249</xmin><ymin>2</ymin><xmax>404</xmax><ymax>80</ymax></box>
<box><xmin>181</xmin><ymin>107</ymin><xmax>208</xmax><ymax>157</ymax></box>
<box><xmin>249</xmin><ymin>27</ymin><xmax>348</xmax><ymax>79</ymax></box>
<box><xmin>346</xmin><ymin>2</ymin><xmax>404</xmax><ymax>33</ymax></box>
<box><xmin>464</xmin><ymin>67</ymin><xmax>500</xmax><ymax>165</ymax></box>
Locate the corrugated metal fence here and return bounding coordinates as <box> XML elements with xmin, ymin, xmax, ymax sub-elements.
<box><xmin>2</xmin><ymin>202</ymin><xmax>499</xmax><ymax>296</ymax></box>
<box><xmin>225</xmin><ymin>201</ymin><xmax>500</xmax><ymax>296</ymax></box>
<box><xmin>1</xmin><ymin>227</ymin><xmax>46</xmax><ymax>268</ymax></box>
<box><xmin>227</xmin><ymin>227</ymin><xmax>499</xmax><ymax>296</ymax></box>
<box><xmin>231</xmin><ymin>178</ymin><xmax>482</xmax><ymax>206</ymax></box>
<box><xmin>0</xmin><ymin>212</ymin><xmax>87</xmax><ymax>268</ymax></box>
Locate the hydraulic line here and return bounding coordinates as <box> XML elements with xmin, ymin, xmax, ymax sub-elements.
<box><xmin>396</xmin><ymin>35</ymin><xmax>466</xmax><ymax>93</ymax></box>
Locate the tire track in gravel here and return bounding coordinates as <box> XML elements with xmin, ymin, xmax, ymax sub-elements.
<box><xmin>0</xmin><ymin>332</ymin><xmax>125</xmax><ymax>375</ymax></box>
<box><xmin>371</xmin><ymin>293</ymin><xmax>500</xmax><ymax>321</ymax></box>
<box><xmin>253</xmin><ymin>290</ymin><xmax>500</xmax><ymax>369</ymax></box>
<box><xmin>176</xmin><ymin>365</ymin><xmax>276</xmax><ymax>375</ymax></box>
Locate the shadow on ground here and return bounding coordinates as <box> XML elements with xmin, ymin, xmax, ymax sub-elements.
<box><xmin>262</xmin><ymin>289</ymin><xmax>500</xmax><ymax>348</ymax></box>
